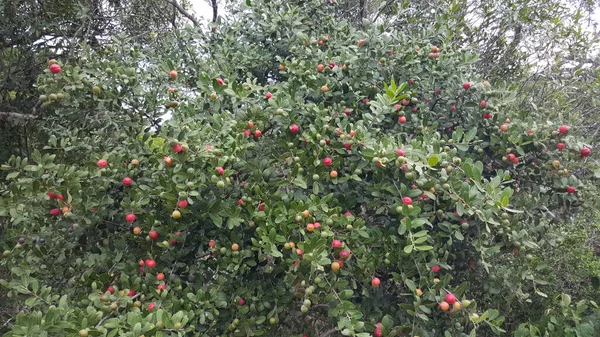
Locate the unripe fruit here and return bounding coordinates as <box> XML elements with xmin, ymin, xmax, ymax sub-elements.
<box><xmin>439</xmin><ymin>301</ymin><xmax>450</xmax><ymax>311</ymax></box>
<box><xmin>331</xmin><ymin>261</ymin><xmax>340</xmax><ymax>271</ymax></box>
<box><xmin>172</xmin><ymin>210</ymin><xmax>181</xmax><ymax>219</ymax></box>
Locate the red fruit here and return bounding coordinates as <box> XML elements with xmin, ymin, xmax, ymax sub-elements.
<box><xmin>149</xmin><ymin>230</ymin><xmax>159</xmax><ymax>241</ymax></box>
<box><xmin>237</xmin><ymin>199</ymin><xmax>244</xmax><ymax>205</ymax></box>
<box><xmin>557</xmin><ymin>143</ymin><xmax>565</xmax><ymax>150</ymax></box>
<box><xmin>435</xmin><ymin>88</ymin><xmax>441</xmax><ymax>95</ymax></box>
<box><xmin>258</xmin><ymin>202</ymin><xmax>266</xmax><ymax>211</ymax></box>
<box><xmin>178</xmin><ymin>199</ymin><xmax>188</xmax><ymax>208</ymax></box>
<box><xmin>215</xmin><ymin>166</ymin><xmax>225</xmax><ymax>175</ymax></box>
<box><xmin>122</xmin><ymin>177</ymin><xmax>132</xmax><ymax>186</ymax></box>
<box><xmin>138</xmin><ymin>259</ymin><xmax>145</xmax><ymax>266</ymax></box>
<box><xmin>483</xmin><ymin>112</ymin><xmax>492</xmax><ymax>119</ymax></box>
<box><xmin>344</xmin><ymin>143</ymin><xmax>352</xmax><ymax>150</ymax></box>
<box><xmin>339</xmin><ymin>249</ymin><xmax>350</xmax><ymax>260</ymax></box>
<box><xmin>50</xmin><ymin>208</ymin><xmax>60</xmax><ymax>216</ymax></box>
<box><xmin>238</xmin><ymin>298</ymin><xmax>245</xmax><ymax>306</ymax></box>
<box><xmin>344</xmin><ymin>107</ymin><xmax>352</xmax><ymax>116</ymax></box>
<box><xmin>46</xmin><ymin>192</ymin><xmax>56</xmax><ymax>199</ymax></box>
<box><xmin>430</xmin><ymin>265</ymin><xmax>440</xmax><ymax>273</ymax></box>
<box><xmin>125</xmin><ymin>213</ymin><xmax>136</xmax><ymax>223</ymax></box>
<box><xmin>56</xmin><ymin>194</ymin><xmax>65</xmax><ymax>201</ymax></box>
<box><xmin>402</xmin><ymin>197</ymin><xmax>412</xmax><ymax>205</ymax></box>
<box><xmin>480</xmin><ymin>100</ymin><xmax>487</xmax><ymax>108</ymax></box>
<box><xmin>107</xmin><ymin>286</ymin><xmax>115</xmax><ymax>294</ymax></box>
<box><xmin>254</xmin><ymin>130</ymin><xmax>262</xmax><ymax>137</ymax></box>
<box><xmin>462</xmin><ymin>82</ymin><xmax>471</xmax><ymax>90</ymax></box>
<box><xmin>445</xmin><ymin>293</ymin><xmax>457</xmax><ymax>304</ymax></box>
<box><xmin>97</xmin><ymin>159</ymin><xmax>108</xmax><ymax>168</ymax></box>
<box><xmin>241</xmin><ymin>181</ymin><xmax>246</xmax><ymax>188</ymax></box>
<box><xmin>363</xmin><ymin>98</ymin><xmax>370</xmax><ymax>104</ymax></box>
<box><xmin>409</xmin><ymin>79</ymin><xmax>415</xmax><ymax>85</ymax></box>
<box><xmin>157</xmin><ymin>284</ymin><xmax>167</xmax><ymax>291</ymax></box>
<box><xmin>374</xmin><ymin>327</ymin><xmax>383</xmax><ymax>337</ymax></box>
<box><xmin>412</xmin><ymin>106</ymin><xmax>418</xmax><ymax>112</ymax></box>
<box><xmin>216</xmin><ymin>78</ymin><xmax>225</xmax><ymax>86</ymax></box>
<box><xmin>344</xmin><ymin>212</ymin><xmax>352</xmax><ymax>217</ymax></box>
<box><xmin>394</xmin><ymin>104</ymin><xmax>401</xmax><ymax>111</ymax></box>
<box><xmin>147</xmin><ymin>303</ymin><xmax>156</xmax><ymax>311</ymax></box>
<box><xmin>145</xmin><ymin>259</ymin><xmax>156</xmax><ymax>268</ymax></box>
<box><xmin>323</xmin><ymin>157</ymin><xmax>333</xmax><ymax>166</ymax></box>
<box><xmin>371</xmin><ymin>277</ymin><xmax>381</xmax><ymax>287</ymax></box>
<box><xmin>567</xmin><ymin>186</ymin><xmax>576</xmax><ymax>194</ymax></box>
<box><xmin>451</xmin><ymin>105</ymin><xmax>456</xmax><ymax>111</ymax></box>
<box><xmin>265</xmin><ymin>92</ymin><xmax>273</xmax><ymax>100</ymax></box>
<box><xmin>558</xmin><ymin>125</ymin><xmax>569</xmax><ymax>135</ymax></box>
<box><xmin>326</xmin><ymin>139</ymin><xmax>331</xmax><ymax>145</ymax></box>
<box><xmin>290</xmin><ymin>124</ymin><xmax>299</xmax><ymax>134</ymax></box>
<box><xmin>332</xmin><ymin>240</ymin><xmax>342</xmax><ymax>249</ymax></box>
<box><xmin>580</xmin><ymin>147</ymin><xmax>591</xmax><ymax>157</ymax></box>
<box><xmin>127</xmin><ymin>290</ymin><xmax>136</xmax><ymax>296</ymax></box>
<box><xmin>172</xmin><ymin>143</ymin><xmax>183</xmax><ymax>153</ymax></box>
<box><xmin>49</xmin><ymin>64</ymin><xmax>61</xmax><ymax>74</ymax></box>
<box><xmin>395</xmin><ymin>149</ymin><xmax>405</xmax><ymax>156</ymax></box>
<box><xmin>313</xmin><ymin>222</ymin><xmax>321</xmax><ymax>229</ymax></box>
<box><xmin>329</xmin><ymin>61</ymin><xmax>335</xmax><ymax>69</ymax></box>
<box><xmin>398</xmin><ymin>116</ymin><xmax>407</xmax><ymax>124</ymax></box>
<box><xmin>243</xmin><ymin>129</ymin><xmax>251</xmax><ymax>137</ymax></box>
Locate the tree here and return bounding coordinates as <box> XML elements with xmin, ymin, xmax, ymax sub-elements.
<box><xmin>1</xmin><ymin>0</ymin><xmax>598</xmax><ymax>336</ymax></box>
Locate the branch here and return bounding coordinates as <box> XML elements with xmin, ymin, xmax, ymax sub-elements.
<box><xmin>0</xmin><ymin>112</ymin><xmax>36</xmax><ymax>120</ymax></box>
<box><xmin>320</xmin><ymin>328</ymin><xmax>337</xmax><ymax>337</ymax></box>
<box><xmin>165</xmin><ymin>0</ymin><xmax>200</xmax><ymax>27</ymax></box>
<box><xmin>210</xmin><ymin>0</ymin><xmax>218</xmax><ymax>22</ymax></box>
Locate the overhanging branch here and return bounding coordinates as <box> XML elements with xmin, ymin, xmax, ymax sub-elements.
<box><xmin>165</xmin><ymin>0</ymin><xmax>200</xmax><ymax>27</ymax></box>
<box><xmin>0</xmin><ymin>112</ymin><xmax>36</xmax><ymax>120</ymax></box>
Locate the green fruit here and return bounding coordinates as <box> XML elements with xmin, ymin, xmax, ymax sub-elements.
<box><xmin>49</xmin><ymin>94</ymin><xmax>58</xmax><ymax>100</ymax></box>
<box><xmin>269</xmin><ymin>317</ymin><xmax>277</xmax><ymax>324</ymax></box>
<box><xmin>217</xmin><ymin>181</ymin><xmax>225</xmax><ymax>188</ymax></box>
<box><xmin>39</xmin><ymin>95</ymin><xmax>48</xmax><ymax>101</ymax></box>
<box><xmin>79</xmin><ymin>329</ymin><xmax>89</xmax><ymax>337</ymax></box>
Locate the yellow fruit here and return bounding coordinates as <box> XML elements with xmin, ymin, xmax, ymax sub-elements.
<box><xmin>331</xmin><ymin>261</ymin><xmax>340</xmax><ymax>271</ymax></box>
<box><xmin>453</xmin><ymin>301</ymin><xmax>462</xmax><ymax>310</ymax></box>
<box><xmin>416</xmin><ymin>288</ymin><xmax>423</xmax><ymax>296</ymax></box>
<box><xmin>172</xmin><ymin>210</ymin><xmax>181</xmax><ymax>219</ymax></box>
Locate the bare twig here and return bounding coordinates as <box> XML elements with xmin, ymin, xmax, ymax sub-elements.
<box><xmin>164</xmin><ymin>0</ymin><xmax>200</xmax><ymax>27</ymax></box>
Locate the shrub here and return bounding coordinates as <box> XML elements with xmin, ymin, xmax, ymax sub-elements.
<box><xmin>0</xmin><ymin>1</ymin><xmax>596</xmax><ymax>336</ymax></box>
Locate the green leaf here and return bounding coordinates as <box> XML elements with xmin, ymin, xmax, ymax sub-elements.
<box><xmin>293</xmin><ymin>176</ymin><xmax>307</xmax><ymax>189</ymax></box>
<box><xmin>381</xmin><ymin>314</ymin><xmax>394</xmax><ymax>329</ymax></box>
<box><xmin>428</xmin><ymin>155</ymin><xmax>439</xmax><ymax>167</ymax></box>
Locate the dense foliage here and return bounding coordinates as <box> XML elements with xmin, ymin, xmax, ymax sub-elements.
<box><xmin>1</xmin><ymin>0</ymin><xmax>599</xmax><ymax>336</ymax></box>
